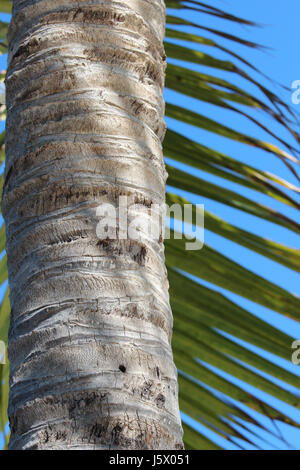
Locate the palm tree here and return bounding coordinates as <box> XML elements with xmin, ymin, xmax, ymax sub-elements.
<box><xmin>1</xmin><ymin>0</ymin><xmax>300</xmax><ymax>450</ymax></box>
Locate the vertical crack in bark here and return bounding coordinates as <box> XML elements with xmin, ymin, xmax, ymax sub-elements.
<box><xmin>3</xmin><ymin>0</ymin><xmax>183</xmax><ymax>450</ymax></box>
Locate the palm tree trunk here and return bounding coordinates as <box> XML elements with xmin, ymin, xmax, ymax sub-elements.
<box><xmin>2</xmin><ymin>0</ymin><xmax>183</xmax><ymax>450</ymax></box>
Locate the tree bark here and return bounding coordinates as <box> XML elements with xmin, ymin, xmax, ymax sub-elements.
<box><xmin>3</xmin><ymin>0</ymin><xmax>183</xmax><ymax>450</ymax></box>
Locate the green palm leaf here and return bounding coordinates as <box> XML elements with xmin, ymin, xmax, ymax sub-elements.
<box><xmin>164</xmin><ymin>0</ymin><xmax>300</xmax><ymax>449</ymax></box>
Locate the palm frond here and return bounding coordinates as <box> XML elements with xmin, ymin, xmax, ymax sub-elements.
<box><xmin>164</xmin><ymin>0</ymin><xmax>300</xmax><ymax>449</ymax></box>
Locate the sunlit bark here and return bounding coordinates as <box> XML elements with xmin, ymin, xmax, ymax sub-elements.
<box><xmin>3</xmin><ymin>0</ymin><xmax>183</xmax><ymax>450</ymax></box>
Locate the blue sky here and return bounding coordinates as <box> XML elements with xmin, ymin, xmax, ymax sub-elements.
<box><xmin>164</xmin><ymin>1</ymin><xmax>300</xmax><ymax>330</ymax></box>
<box><xmin>1</xmin><ymin>0</ymin><xmax>300</xmax><ymax>450</ymax></box>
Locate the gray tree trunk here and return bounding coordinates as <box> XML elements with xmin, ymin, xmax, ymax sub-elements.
<box><xmin>2</xmin><ymin>0</ymin><xmax>183</xmax><ymax>450</ymax></box>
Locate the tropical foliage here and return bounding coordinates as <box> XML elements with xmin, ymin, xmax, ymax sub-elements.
<box><xmin>1</xmin><ymin>0</ymin><xmax>300</xmax><ymax>449</ymax></box>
